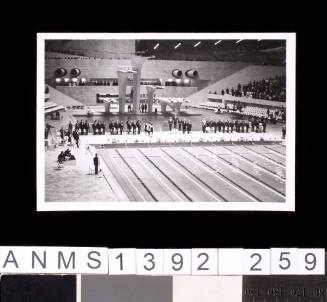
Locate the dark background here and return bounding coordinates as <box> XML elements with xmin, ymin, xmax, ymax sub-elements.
<box><xmin>1</xmin><ymin>7</ymin><xmax>325</xmax><ymax>251</ymax></box>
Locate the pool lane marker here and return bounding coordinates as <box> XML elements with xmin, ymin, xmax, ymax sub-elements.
<box><xmin>160</xmin><ymin>147</ymin><xmax>228</xmax><ymax>202</ymax></box>
<box><xmin>182</xmin><ymin>147</ymin><xmax>262</xmax><ymax>202</ymax></box>
<box><xmin>155</xmin><ymin>148</ymin><xmax>222</xmax><ymax>203</ymax></box>
<box><xmin>202</xmin><ymin>147</ymin><xmax>286</xmax><ymax>200</ymax></box>
<box><xmin>223</xmin><ymin>146</ymin><xmax>286</xmax><ymax>181</ymax></box>
<box><xmin>138</xmin><ymin>148</ymin><xmax>193</xmax><ymax>202</ymax></box>
<box><xmin>115</xmin><ymin>149</ymin><xmax>158</xmax><ymax>202</ymax></box>
<box><xmin>132</xmin><ymin>149</ymin><xmax>185</xmax><ymax>202</ymax></box>
<box><xmin>239</xmin><ymin>145</ymin><xmax>286</xmax><ymax>170</ymax></box>
<box><xmin>105</xmin><ymin>150</ymin><xmax>147</xmax><ymax>202</ymax></box>
<box><xmin>262</xmin><ymin>144</ymin><xmax>286</xmax><ymax>156</ymax></box>
<box><xmin>243</xmin><ymin>145</ymin><xmax>286</xmax><ymax>167</ymax></box>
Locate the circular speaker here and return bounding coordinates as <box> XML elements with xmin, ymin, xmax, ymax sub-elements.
<box><xmin>54</xmin><ymin>68</ymin><xmax>67</xmax><ymax>77</ymax></box>
<box><xmin>172</xmin><ymin>69</ymin><xmax>183</xmax><ymax>78</ymax></box>
<box><xmin>70</xmin><ymin>68</ymin><xmax>81</xmax><ymax>77</ymax></box>
<box><xmin>185</xmin><ymin>69</ymin><xmax>198</xmax><ymax>78</ymax></box>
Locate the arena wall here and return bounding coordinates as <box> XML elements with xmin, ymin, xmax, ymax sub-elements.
<box><xmin>45</xmin><ymin>58</ymin><xmax>248</xmax><ymax>86</ymax></box>
<box><xmin>56</xmin><ymin>86</ymin><xmax>198</xmax><ymax>106</ymax></box>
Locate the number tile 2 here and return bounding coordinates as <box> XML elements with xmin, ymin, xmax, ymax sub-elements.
<box><xmin>242</xmin><ymin>249</ymin><xmax>271</xmax><ymax>275</ymax></box>
<box><xmin>191</xmin><ymin>249</ymin><xmax>218</xmax><ymax>275</ymax></box>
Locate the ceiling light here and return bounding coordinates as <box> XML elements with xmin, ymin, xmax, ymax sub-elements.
<box><xmin>214</xmin><ymin>40</ymin><xmax>222</xmax><ymax>45</ymax></box>
<box><xmin>153</xmin><ymin>43</ymin><xmax>159</xmax><ymax>50</ymax></box>
<box><xmin>174</xmin><ymin>42</ymin><xmax>181</xmax><ymax>49</ymax></box>
<box><xmin>236</xmin><ymin>39</ymin><xmax>242</xmax><ymax>44</ymax></box>
<box><xmin>194</xmin><ymin>41</ymin><xmax>201</xmax><ymax>47</ymax></box>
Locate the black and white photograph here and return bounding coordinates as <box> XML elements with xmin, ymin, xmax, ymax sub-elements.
<box><xmin>37</xmin><ymin>33</ymin><xmax>295</xmax><ymax>211</ymax></box>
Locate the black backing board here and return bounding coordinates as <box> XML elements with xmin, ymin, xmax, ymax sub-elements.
<box><xmin>0</xmin><ymin>8</ymin><xmax>325</xmax><ymax>252</ymax></box>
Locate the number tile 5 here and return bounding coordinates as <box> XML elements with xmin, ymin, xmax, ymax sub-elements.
<box><xmin>271</xmin><ymin>248</ymin><xmax>298</xmax><ymax>275</ymax></box>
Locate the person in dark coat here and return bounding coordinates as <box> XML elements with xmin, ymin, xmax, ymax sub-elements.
<box><xmin>218</xmin><ymin>120</ymin><xmax>222</xmax><ymax>132</ymax></box>
<box><xmin>114</xmin><ymin>120</ymin><xmax>118</xmax><ymax>135</ymax></box>
<box><xmin>126</xmin><ymin>120</ymin><xmax>131</xmax><ymax>134</ymax></box>
<box><xmin>187</xmin><ymin>121</ymin><xmax>192</xmax><ymax>134</ymax></box>
<box><xmin>178</xmin><ymin>119</ymin><xmax>182</xmax><ymax>132</ymax></box>
<box><xmin>68</xmin><ymin>121</ymin><xmax>73</xmax><ymax>133</ymax></box>
<box><xmin>60</xmin><ymin>127</ymin><xmax>65</xmax><ymax>142</ymax></box>
<box><xmin>182</xmin><ymin>119</ymin><xmax>187</xmax><ymax>134</ymax></box>
<box><xmin>132</xmin><ymin>121</ymin><xmax>136</xmax><ymax>134</ymax></box>
<box><xmin>93</xmin><ymin>153</ymin><xmax>99</xmax><ymax>175</ymax></box>
<box><xmin>136</xmin><ymin>120</ymin><xmax>141</xmax><ymax>134</ymax></box>
<box><xmin>58</xmin><ymin>151</ymin><xmax>65</xmax><ymax>163</ymax></box>
<box><xmin>85</xmin><ymin>121</ymin><xmax>90</xmax><ymax>135</ymax></box>
<box><xmin>96</xmin><ymin>121</ymin><xmax>102</xmax><ymax>135</ymax></box>
<box><xmin>229</xmin><ymin>121</ymin><xmax>234</xmax><ymax>133</ymax></box>
<box><xmin>101</xmin><ymin>121</ymin><xmax>106</xmax><ymax>135</ymax></box>
<box><xmin>72</xmin><ymin>130</ymin><xmax>79</xmax><ymax>148</ymax></box>
<box><xmin>168</xmin><ymin>117</ymin><xmax>173</xmax><ymax>131</ymax></box>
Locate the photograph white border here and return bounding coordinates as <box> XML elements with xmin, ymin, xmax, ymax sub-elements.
<box><xmin>37</xmin><ymin>32</ymin><xmax>296</xmax><ymax>211</ymax></box>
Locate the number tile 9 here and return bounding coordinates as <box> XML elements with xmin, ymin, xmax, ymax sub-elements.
<box><xmin>297</xmin><ymin>249</ymin><xmax>325</xmax><ymax>275</ymax></box>
<box><xmin>191</xmin><ymin>249</ymin><xmax>218</xmax><ymax>275</ymax></box>
<box><xmin>163</xmin><ymin>249</ymin><xmax>192</xmax><ymax>275</ymax></box>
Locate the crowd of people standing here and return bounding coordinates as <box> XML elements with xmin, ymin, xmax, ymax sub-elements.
<box><xmin>201</xmin><ymin>116</ymin><xmax>269</xmax><ymax>133</ymax></box>
<box><xmin>168</xmin><ymin>116</ymin><xmax>192</xmax><ymax>134</ymax></box>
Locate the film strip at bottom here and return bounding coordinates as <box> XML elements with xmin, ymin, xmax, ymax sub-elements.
<box><xmin>0</xmin><ymin>253</ymin><xmax>326</xmax><ymax>302</ymax></box>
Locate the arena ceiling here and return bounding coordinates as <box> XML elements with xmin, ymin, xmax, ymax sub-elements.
<box><xmin>135</xmin><ymin>39</ymin><xmax>286</xmax><ymax>64</ymax></box>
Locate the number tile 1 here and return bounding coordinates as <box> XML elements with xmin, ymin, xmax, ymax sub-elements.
<box><xmin>108</xmin><ymin>248</ymin><xmax>136</xmax><ymax>275</ymax></box>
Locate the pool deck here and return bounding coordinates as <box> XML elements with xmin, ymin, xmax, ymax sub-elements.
<box><xmin>45</xmin><ymin>130</ymin><xmax>286</xmax><ymax>203</ymax></box>
<box><xmin>44</xmin><ymin>108</ymin><xmax>286</xmax><ymax>204</ymax></box>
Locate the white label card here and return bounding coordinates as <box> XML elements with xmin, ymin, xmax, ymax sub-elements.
<box><xmin>218</xmin><ymin>248</ymin><xmax>244</xmax><ymax>275</ymax></box>
<box><xmin>108</xmin><ymin>248</ymin><xmax>136</xmax><ymax>275</ymax></box>
<box><xmin>191</xmin><ymin>249</ymin><xmax>218</xmax><ymax>275</ymax></box>
<box><xmin>271</xmin><ymin>248</ymin><xmax>298</xmax><ymax>275</ymax></box>
<box><xmin>136</xmin><ymin>249</ymin><xmax>164</xmax><ymax>275</ymax></box>
<box><xmin>163</xmin><ymin>249</ymin><xmax>191</xmax><ymax>275</ymax></box>
<box><xmin>297</xmin><ymin>248</ymin><xmax>325</xmax><ymax>275</ymax></box>
<box><xmin>243</xmin><ymin>249</ymin><xmax>271</xmax><ymax>275</ymax></box>
<box><xmin>0</xmin><ymin>246</ymin><xmax>108</xmax><ymax>274</ymax></box>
